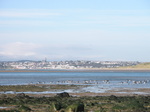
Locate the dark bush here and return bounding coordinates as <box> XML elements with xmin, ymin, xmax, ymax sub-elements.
<box><xmin>56</xmin><ymin>92</ymin><xmax>70</xmax><ymax>98</ymax></box>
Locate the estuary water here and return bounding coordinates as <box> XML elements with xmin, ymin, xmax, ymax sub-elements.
<box><xmin>0</xmin><ymin>72</ymin><xmax>150</xmax><ymax>88</ymax></box>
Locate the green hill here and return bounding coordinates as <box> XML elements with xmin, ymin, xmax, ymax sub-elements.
<box><xmin>120</xmin><ymin>62</ymin><xmax>150</xmax><ymax>69</ymax></box>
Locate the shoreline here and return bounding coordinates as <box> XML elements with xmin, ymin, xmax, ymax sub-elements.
<box><xmin>1</xmin><ymin>84</ymin><xmax>150</xmax><ymax>111</ymax></box>
<box><xmin>0</xmin><ymin>84</ymin><xmax>150</xmax><ymax>97</ymax></box>
<box><xmin>0</xmin><ymin>68</ymin><xmax>150</xmax><ymax>72</ymax></box>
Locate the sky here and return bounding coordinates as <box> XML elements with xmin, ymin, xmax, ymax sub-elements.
<box><xmin>0</xmin><ymin>0</ymin><xmax>150</xmax><ymax>62</ymax></box>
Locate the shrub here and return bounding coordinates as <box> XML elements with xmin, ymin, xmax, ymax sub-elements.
<box><xmin>66</xmin><ymin>103</ymin><xmax>84</xmax><ymax>112</ymax></box>
<box><xmin>18</xmin><ymin>105</ymin><xmax>31</xmax><ymax>112</ymax></box>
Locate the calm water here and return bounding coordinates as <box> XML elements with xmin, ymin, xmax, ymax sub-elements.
<box><xmin>0</xmin><ymin>72</ymin><xmax>150</xmax><ymax>88</ymax></box>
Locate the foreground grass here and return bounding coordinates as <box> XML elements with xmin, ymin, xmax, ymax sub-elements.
<box><xmin>0</xmin><ymin>93</ymin><xmax>150</xmax><ymax>112</ymax></box>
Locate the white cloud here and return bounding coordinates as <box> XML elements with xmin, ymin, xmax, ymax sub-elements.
<box><xmin>0</xmin><ymin>42</ymin><xmax>106</xmax><ymax>61</ymax></box>
<box><xmin>0</xmin><ymin>42</ymin><xmax>40</xmax><ymax>57</ymax></box>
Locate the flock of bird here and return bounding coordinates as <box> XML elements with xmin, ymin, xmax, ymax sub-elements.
<box><xmin>33</xmin><ymin>79</ymin><xmax>150</xmax><ymax>85</ymax></box>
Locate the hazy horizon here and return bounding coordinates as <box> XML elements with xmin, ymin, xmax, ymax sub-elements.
<box><xmin>0</xmin><ymin>58</ymin><xmax>144</xmax><ymax>62</ymax></box>
<box><xmin>0</xmin><ymin>0</ymin><xmax>150</xmax><ymax>61</ymax></box>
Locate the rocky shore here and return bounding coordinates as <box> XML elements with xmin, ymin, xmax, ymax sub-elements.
<box><xmin>0</xmin><ymin>92</ymin><xmax>150</xmax><ymax>112</ymax></box>
<box><xmin>0</xmin><ymin>84</ymin><xmax>150</xmax><ymax>111</ymax></box>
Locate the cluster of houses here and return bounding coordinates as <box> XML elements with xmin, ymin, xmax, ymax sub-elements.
<box><xmin>0</xmin><ymin>60</ymin><xmax>140</xmax><ymax>70</ymax></box>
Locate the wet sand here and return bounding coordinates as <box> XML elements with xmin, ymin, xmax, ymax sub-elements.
<box><xmin>27</xmin><ymin>88</ymin><xmax>150</xmax><ymax>97</ymax></box>
<box><xmin>0</xmin><ymin>84</ymin><xmax>150</xmax><ymax>97</ymax></box>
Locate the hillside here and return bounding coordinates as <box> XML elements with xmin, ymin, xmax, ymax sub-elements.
<box><xmin>119</xmin><ymin>62</ymin><xmax>150</xmax><ymax>69</ymax></box>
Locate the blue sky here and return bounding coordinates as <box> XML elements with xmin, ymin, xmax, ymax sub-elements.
<box><xmin>0</xmin><ymin>0</ymin><xmax>150</xmax><ymax>61</ymax></box>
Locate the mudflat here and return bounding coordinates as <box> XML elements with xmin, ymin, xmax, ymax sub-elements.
<box><xmin>0</xmin><ymin>84</ymin><xmax>150</xmax><ymax>97</ymax></box>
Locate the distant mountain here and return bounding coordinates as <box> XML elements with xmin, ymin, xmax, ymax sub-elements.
<box><xmin>17</xmin><ymin>60</ymin><xmax>35</xmax><ymax>62</ymax></box>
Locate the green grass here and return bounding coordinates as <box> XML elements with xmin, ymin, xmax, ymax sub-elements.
<box><xmin>119</xmin><ymin>62</ymin><xmax>150</xmax><ymax>69</ymax></box>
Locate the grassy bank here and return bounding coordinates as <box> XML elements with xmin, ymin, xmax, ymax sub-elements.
<box><xmin>118</xmin><ymin>62</ymin><xmax>150</xmax><ymax>69</ymax></box>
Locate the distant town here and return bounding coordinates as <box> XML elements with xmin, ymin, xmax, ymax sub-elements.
<box><xmin>0</xmin><ymin>60</ymin><xmax>140</xmax><ymax>70</ymax></box>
